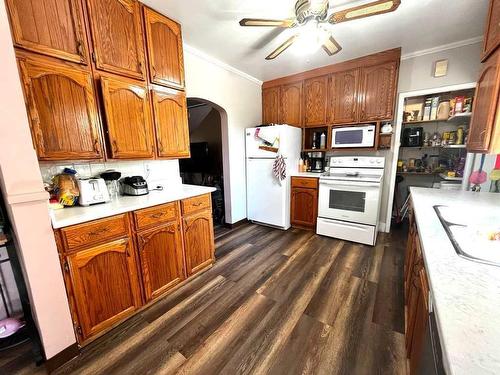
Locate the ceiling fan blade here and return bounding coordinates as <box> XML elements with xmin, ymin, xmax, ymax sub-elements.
<box><xmin>239</xmin><ymin>18</ymin><xmax>295</xmax><ymax>27</ymax></box>
<box><xmin>328</xmin><ymin>0</ymin><xmax>401</xmax><ymax>24</ymax></box>
<box><xmin>322</xmin><ymin>35</ymin><xmax>342</xmax><ymax>56</ymax></box>
<box><xmin>266</xmin><ymin>35</ymin><xmax>298</xmax><ymax>60</ymax></box>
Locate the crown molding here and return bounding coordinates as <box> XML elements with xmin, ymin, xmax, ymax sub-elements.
<box><xmin>184</xmin><ymin>44</ymin><xmax>263</xmax><ymax>86</ymax></box>
<box><xmin>401</xmin><ymin>36</ymin><xmax>483</xmax><ymax>60</ymax></box>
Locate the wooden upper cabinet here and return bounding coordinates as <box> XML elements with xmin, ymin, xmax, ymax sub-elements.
<box><xmin>137</xmin><ymin>221</ymin><xmax>185</xmax><ymax>302</ymax></box>
<box><xmin>359</xmin><ymin>61</ymin><xmax>398</xmax><ymax>121</ymax></box>
<box><xmin>183</xmin><ymin>209</ymin><xmax>215</xmax><ymax>276</ymax></box>
<box><xmin>151</xmin><ymin>86</ymin><xmax>190</xmax><ymax>158</ymax></box>
<box><xmin>482</xmin><ymin>0</ymin><xmax>500</xmax><ymax>61</ymax></box>
<box><xmin>143</xmin><ymin>7</ymin><xmax>185</xmax><ymax>90</ymax></box>
<box><xmin>279</xmin><ymin>82</ymin><xmax>303</xmax><ymax>127</ymax></box>
<box><xmin>17</xmin><ymin>54</ymin><xmax>102</xmax><ymax>160</ymax></box>
<box><xmin>86</xmin><ymin>0</ymin><xmax>145</xmax><ymax>79</ymax></box>
<box><xmin>304</xmin><ymin>76</ymin><xmax>328</xmax><ymax>127</ymax></box>
<box><xmin>328</xmin><ymin>69</ymin><xmax>360</xmax><ymax>124</ymax></box>
<box><xmin>468</xmin><ymin>49</ymin><xmax>500</xmax><ymax>153</ymax></box>
<box><xmin>262</xmin><ymin>86</ymin><xmax>280</xmax><ymax>124</ymax></box>
<box><xmin>66</xmin><ymin>238</ymin><xmax>142</xmax><ymax>341</ymax></box>
<box><xmin>6</xmin><ymin>0</ymin><xmax>89</xmax><ymax>64</ymax></box>
<box><xmin>100</xmin><ymin>76</ymin><xmax>155</xmax><ymax>159</ymax></box>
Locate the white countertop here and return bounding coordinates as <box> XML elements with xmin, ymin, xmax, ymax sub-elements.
<box><xmin>50</xmin><ymin>184</ymin><xmax>216</xmax><ymax>229</ymax></box>
<box><xmin>410</xmin><ymin>187</ymin><xmax>500</xmax><ymax>375</ymax></box>
<box><xmin>289</xmin><ymin>171</ymin><xmax>324</xmax><ymax>178</ymax></box>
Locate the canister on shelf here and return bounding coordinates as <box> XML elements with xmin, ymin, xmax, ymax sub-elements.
<box><xmin>457</xmin><ymin>127</ymin><xmax>464</xmax><ymax>145</ymax></box>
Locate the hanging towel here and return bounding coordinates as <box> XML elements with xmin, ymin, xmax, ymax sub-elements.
<box><xmin>273</xmin><ymin>154</ymin><xmax>286</xmax><ymax>185</ymax></box>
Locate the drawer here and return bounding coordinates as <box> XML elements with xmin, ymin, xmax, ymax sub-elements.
<box><xmin>291</xmin><ymin>177</ymin><xmax>318</xmax><ymax>189</ymax></box>
<box><xmin>181</xmin><ymin>194</ymin><xmax>211</xmax><ymax>215</ymax></box>
<box><xmin>60</xmin><ymin>214</ymin><xmax>128</xmax><ymax>252</ymax></box>
<box><xmin>134</xmin><ymin>202</ymin><xmax>178</xmax><ymax>230</ymax></box>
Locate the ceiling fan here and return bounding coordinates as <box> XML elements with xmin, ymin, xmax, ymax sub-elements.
<box><xmin>239</xmin><ymin>0</ymin><xmax>401</xmax><ymax>60</ymax></box>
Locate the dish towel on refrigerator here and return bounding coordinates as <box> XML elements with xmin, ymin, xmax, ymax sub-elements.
<box><xmin>273</xmin><ymin>154</ymin><xmax>286</xmax><ymax>185</ymax></box>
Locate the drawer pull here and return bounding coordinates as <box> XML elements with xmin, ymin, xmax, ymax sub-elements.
<box><xmin>150</xmin><ymin>212</ymin><xmax>165</xmax><ymax>219</ymax></box>
<box><xmin>192</xmin><ymin>202</ymin><xmax>203</xmax><ymax>207</ymax></box>
<box><xmin>88</xmin><ymin>228</ymin><xmax>107</xmax><ymax>237</ymax></box>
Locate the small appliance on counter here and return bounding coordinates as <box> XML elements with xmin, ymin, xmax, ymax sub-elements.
<box><xmin>306</xmin><ymin>152</ymin><xmax>325</xmax><ymax>173</ymax></box>
<box><xmin>120</xmin><ymin>176</ymin><xmax>149</xmax><ymax>196</ymax></box>
<box><xmin>402</xmin><ymin>127</ymin><xmax>424</xmax><ymax>147</ymax></box>
<box><xmin>77</xmin><ymin>178</ymin><xmax>110</xmax><ymax>206</ymax></box>
<box><xmin>100</xmin><ymin>170</ymin><xmax>122</xmax><ymax>200</ymax></box>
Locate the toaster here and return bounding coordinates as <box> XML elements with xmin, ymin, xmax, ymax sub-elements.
<box><xmin>77</xmin><ymin>178</ymin><xmax>111</xmax><ymax>206</ymax></box>
<box><xmin>120</xmin><ymin>176</ymin><xmax>149</xmax><ymax>196</ymax></box>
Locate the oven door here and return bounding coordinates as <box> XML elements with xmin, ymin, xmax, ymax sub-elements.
<box><xmin>318</xmin><ymin>180</ymin><xmax>380</xmax><ymax>225</ymax></box>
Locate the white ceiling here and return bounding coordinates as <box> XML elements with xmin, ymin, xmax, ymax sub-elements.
<box><xmin>142</xmin><ymin>0</ymin><xmax>489</xmax><ymax>82</ymax></box>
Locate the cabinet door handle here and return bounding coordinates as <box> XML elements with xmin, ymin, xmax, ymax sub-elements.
<box><xmin>152</xmin><ymin>65</ymin><xmax>157</xmax><ymax>78</ymax></box>
<box><xmin>158</xmin><ymin>140</ymin><xmax>164</xmax><ymax>153</ymax></box>
<box><xmin>76</xmin><ymin>41</ymin><xmax>85</xmax><ymax>59</ymax></box>
<box><xmin>112</xmin><ymin>140</ymin><xmax>119</xmax><ymax>153</ymax></box>
<box><xmin>93</xmin><ymin>138</ymin><xmax>100</xmax><ymax>153</ymax></box>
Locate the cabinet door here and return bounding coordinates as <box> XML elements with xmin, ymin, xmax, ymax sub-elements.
<box><xmin>183</xmin><ymin>209</ymin><xmax>215</xmax><ymax>276</ymax></box>
<box><xmin>359</xmin><ymin>61</ymin><xmax>398</xmax><ymax>121</ymax></box>
<box><xmin>151</xmin><ymin>87</ymin><xmax>190</xmax><ymax>158</ymax></box>
<box><xmin>6</xmin><ymin>0</ymin><xmax>89</xmax><ymax>64</ymax></box>
<box><xmin>468</xmin><ymin>49</ymin><xmax>500</xmax><ymax>153</ymax></box>
<box><xmin>328</xmin><ymin>69</ymin><xmax>360</xmax><ymax>124</ymax></box>
<box><xmin>66</xmin><ymin>238</ymin><xmax>142</xmax><ymax>341</ymax></box>
<box><xmin>17</xmin><ymin>55</ymin><xmax>102</xmax><ymax>160</ymax></box>
<box><xmin>304</xmin><ymin>76</ymin><xmax>328</xmax><ymax>127</ymax></box>
<box><xmin>482</xmin><ymin>0</ymin><xmax>500</xmax><ymax>61</ymax></box>
<box><xmin>262</xmin><ymin>86</ymin><xmax>280</xmax><ymax>124</ymax></box>
<box><xmin>143</xmin><ymin>7</ymin><xmax>185</xmax><ymax>90</ymax></box>
<box><xmin>137</xmin><ymin>221</ymin><xmax>185</xmax><ymax>301</ymax></box>
<box><xmin>279</xmin><ymin>82</ymin><xmax>303</xmax><ymax>126</ymax></box>
<box><xmin>291</xmin><ymin>188</ymin><xmax>318</xmax><ymax>228</ymax></box>
<box><xmin>101</xmin><ymin>76</ymin><xmax>155</xmax><ymax>159</ymax></box>
<box><xmin>86</xmin><ymin>0</ymin><xmax>145</xmax><ymax>79</ymax></box>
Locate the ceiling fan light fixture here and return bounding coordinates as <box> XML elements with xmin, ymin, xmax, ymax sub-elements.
<box><xmin>292</xmin><ymin>21</ymin><xmax>328</xmax><ymax>55</ymax></box>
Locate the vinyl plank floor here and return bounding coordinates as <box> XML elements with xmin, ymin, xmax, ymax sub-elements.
<box><xmin>6</xmin><ymin>223</ymin><xmax>408</xmax><ymax>375</ymax></box>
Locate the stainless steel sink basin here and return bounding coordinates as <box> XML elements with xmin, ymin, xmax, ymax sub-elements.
<box><xmin>434</xmin><ymin>205</ymin><xmax>500</xmax><ymax>267</ymax></box>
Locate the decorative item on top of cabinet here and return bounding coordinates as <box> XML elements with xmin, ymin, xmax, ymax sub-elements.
<box><xmin>143</xmin><ymin>7</ymin><xmax>185</xmax><ymax>90</ymax></box>
<box><xmin>304</xmin><ymin>76</ymin><xmax>328</xmax><ymax>127</ymax></box>
<box><xmin>151</xmin><ymin>86</ymin><xmax>190</xmax><ymax>158</ymax></box>
<box><xmin>64</xmin><ymin>237</ymin><xmax>142</xmax><ymax>341</ymax></box>
<box><xmin>262</xmin><ymin>86</ymin><xmax>281</xmax><ymax>124</ymax></box>
<box><xmin>6</xmin><ymin>0</ymin><xmax>89</xmax><ymax>64</ymax></box>
<box><xmin>279</xmin><ymin>81</ymin><xmax>303</xmax><ymax>127</ymax></box>
<box><xmin>85</xmin><ymin>0</ymin><xmax>146</xmax><ymax>80</ymax></box>
<box><xmin>467</xmin><ymin>48</ymin><xmax>500</xmax><ymax>154</ymax></box>
<box><xmin>482</xmin><ymin>0</ymin><xmax>500</xmax><ymax>61</ymax></box>
<box><xmin>136</xmin><ymin>220</ymin><xmax>186</xmax><ymax>302</ymax></box>
<box><xmin>16</xmin><ymin>52</ymin><xmax>103</xmax><ymax>160</ymax></box>
<box><xmin>290</xmin><ymin>177</ymin><xmax>318</xmax><ymax>229</ymax></box>
<box><xmin>359</xmin><ymin>61</ymin><xmax>398</xmax><ymax>121</ymax></box>
<box><xmin>328</xmin><ymin>68</ymin><xmax>360</xmax><ymax>124</ymax></box>
<box><xmin>182</xmin><ymin>195</ymin><xmax>215</xmax><ymax>276</ymax></box>
<box><xmin>100</xmin><ymin>75</ymin><xmax>155</xmax><ymax>159</ymax></box>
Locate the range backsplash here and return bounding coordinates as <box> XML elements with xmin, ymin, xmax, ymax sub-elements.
<box><xmin>39</xmin><ymin>159</ymin><xmax>182</xmax><ymax>188</ymax></box>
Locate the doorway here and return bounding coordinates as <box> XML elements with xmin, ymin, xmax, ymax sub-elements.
<box><xmin>180</xmin><ymin>98</ymin><xmax>228</xmax><ymax>232</ymax></box>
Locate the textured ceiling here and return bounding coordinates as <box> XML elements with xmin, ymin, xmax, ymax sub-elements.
<box><xmin>142</xmin><ymin>0</ymin><xmax>489</xmax><ymax>81</ymax></box>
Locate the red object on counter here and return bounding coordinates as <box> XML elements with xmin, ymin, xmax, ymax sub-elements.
<box><xmin>495</xmin><ymin>154</ymin><xmax>500</xmax><ymax>169</ymax></box>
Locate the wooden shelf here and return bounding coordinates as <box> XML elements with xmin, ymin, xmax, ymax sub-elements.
<box><xmin>403</xmin><ymin>113</ymin><xmax>471</xmax><ymax>126</ymax></box>
<box><xmin>400</xmin><ymin>144</ymin><xmax>466</xmax><ymax>150</ymax></box>
<box><xmin>303</xmin><ymin>148</ymin><xmax>327</xmax><ymax>153</ymax></box>
<box><xmin>397</xmin><ymin>171</ymin><xmax>440</xmax><ymax>176</ymax></box>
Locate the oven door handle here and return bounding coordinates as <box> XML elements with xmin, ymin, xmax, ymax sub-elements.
<box><xmin>319</xmin><ymin>181</ymin><xmax>381</xmax><ymax>188</ymax></box>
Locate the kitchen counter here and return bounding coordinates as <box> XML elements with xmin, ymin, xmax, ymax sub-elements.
<box><xmin>410</xmin><ymin>187</ymin><xmax>500</xmax><ymax>375</ymax></box>
<box><xmin>50</xmin><ymin>184</ymin><xmax>216</xmax><ymax>229</ymax></box>
<box><xmin>290</xmin><ymin>171</ymin><xmax>324</xmax><ymax>178</ymax></box>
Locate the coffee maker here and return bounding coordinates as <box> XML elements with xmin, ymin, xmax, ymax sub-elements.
<box><xmin>306</xmin><ymin>152</ymin><xmax>325</xmax><ymax>173</ymax></box>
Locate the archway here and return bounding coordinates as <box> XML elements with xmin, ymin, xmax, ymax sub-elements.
<box><xmin>180</xmin><ymin>98</ymin><xmax>230</xmax><ymax>233</ymax></box>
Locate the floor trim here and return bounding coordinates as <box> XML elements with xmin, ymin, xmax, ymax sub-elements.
<box><xmin>45</xmin><ymin>342</ymin><xmax>79</xmax><ymax>374</ymax></box>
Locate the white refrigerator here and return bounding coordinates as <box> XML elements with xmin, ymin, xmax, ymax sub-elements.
<box><xmin>245</xmin><ymin>125</ymin><xmax>302</xmax><ymax>230</ymax></box>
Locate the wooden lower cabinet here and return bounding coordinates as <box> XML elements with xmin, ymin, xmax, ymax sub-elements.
<box><xmin>65</xmin><ymin>238</ymin><xmax>142</xmax><ymax>341</ymax></box>
<box><xmin>136</xmin><ymin>221</ymin><xmax>186</xmax><ymax>301</ymax></box>
<box><xmin>404</xmin><ymin>200</ymin><xmax>431</xmax><ymax>374</ymax></box>
<box><xmin>290</xmin><ymin>177</ymin><xmax>318</xmax><ymax>229</ymax></box>
<box><xmin>183</xmin><ymin>209</ymin><xmax>215</xmax><ymax>276</ymax></box>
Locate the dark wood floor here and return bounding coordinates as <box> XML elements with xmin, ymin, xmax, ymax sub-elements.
<box><xmin>4</xmin><ymin>223</ymin><xmax>407</xmax><ymax>375</ymax></box>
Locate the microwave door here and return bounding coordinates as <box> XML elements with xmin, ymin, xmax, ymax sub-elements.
<box><xmin>318</xmin><ymin>181</ymin><xmax>379</xmax><ymax>225</ymax></box>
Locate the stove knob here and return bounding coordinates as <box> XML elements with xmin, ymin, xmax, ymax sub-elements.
<box><xmin>369</xmin><ymin>159</ymin><xmax>375</xmax><ymax>164</ymax></box>
<box><xmin>376</xmin><ymin>159</ymin><xmax>382</xmax><ymax>164</ymax></box>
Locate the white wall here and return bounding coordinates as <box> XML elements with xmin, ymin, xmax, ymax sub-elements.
<box><xmin>183</xmin><ymin>46</ymin><xmax>262</xmax><ymax>224</ymax></box>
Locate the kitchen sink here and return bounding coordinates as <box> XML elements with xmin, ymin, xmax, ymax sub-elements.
<box><xmin>434</xmin><ymin>205</ymin><xmax>500</xmax><ymax>267</ymax></box>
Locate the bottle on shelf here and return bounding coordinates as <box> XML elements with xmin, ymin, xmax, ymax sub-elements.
<box><xmin>320</xmin><ymin>132</ymin><xmax>326</xmax><ymax>149</ymax></box>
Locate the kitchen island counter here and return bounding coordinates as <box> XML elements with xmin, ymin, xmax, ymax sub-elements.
<box><xmin>410</xmin><ymin>187</ymin><xmax>500</xmax><ymax>375</ymax></box>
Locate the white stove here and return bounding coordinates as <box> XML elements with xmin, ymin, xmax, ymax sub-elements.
<box><xmin>317</xmin><ymin>156</ymin><xmax>385</xmax><ymax>246</ymax></box>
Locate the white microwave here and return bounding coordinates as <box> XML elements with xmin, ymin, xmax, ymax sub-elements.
<box><xmin>331</xmin><ymin>125</ymin><xmax>376</xmax><ymax>148</ymax></box>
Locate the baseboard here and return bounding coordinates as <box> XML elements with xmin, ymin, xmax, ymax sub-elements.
<box><xmin>225</xmin><ymin>218</ymin><xmax>248</xmax><ymax>229</ymax></box>
<box><xmin>45</xmin><ymin>342</ymin><xmax>79</xmax><ymax>373</ymax></box>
